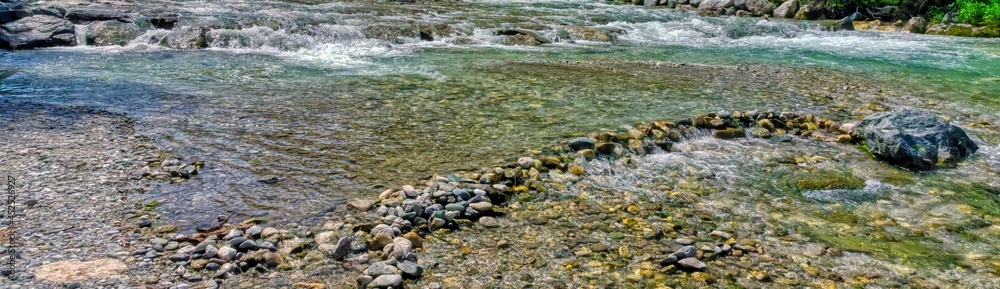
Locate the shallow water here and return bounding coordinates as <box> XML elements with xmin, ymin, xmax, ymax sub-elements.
<box><xmin>1</xmin><ymin>0</ymin><xmax>999</xmax><ymax>234</ymax></box>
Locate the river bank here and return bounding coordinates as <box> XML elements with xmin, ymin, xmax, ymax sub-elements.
<box><xmin>1</xmin><ymin>0</ymin><xmax>999</xmax><ymax>288</ymax></box>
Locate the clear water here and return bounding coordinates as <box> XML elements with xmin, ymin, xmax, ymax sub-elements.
<box><xmin>1</xmin><ymin>0</ymin><xmax>999</xmax><ymax>230</ymax></box>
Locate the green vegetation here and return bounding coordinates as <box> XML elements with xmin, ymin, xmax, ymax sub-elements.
<box><xmin>807</xmin><ymin>226</ymin><xmax>962</xmax><ymax>270</ymax></box>
<box><xmin>954</xmin><ymin>0</ymin><xmax>1000</xmax><ymax>26</ymax></box>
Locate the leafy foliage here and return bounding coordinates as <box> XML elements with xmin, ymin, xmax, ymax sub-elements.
<box><xmin>955</xmin><ymin>0</ymin><xmax>1000</xmax><ymax>26</ymax></box>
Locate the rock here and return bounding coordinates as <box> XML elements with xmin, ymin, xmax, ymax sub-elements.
<box><xmin>673</xmin><ymin>245</ymin><xmax>698</xmax><ymax>259</ymax></box>
<box><xmin>496</xmin><ymin>29</ymin><xmax>550</xmax><ymax>45</ymax></box>
<box><xmin>203</xmin><ymin>245</ymin><xmax>219</xmax><ymax>260</ymax></box>
<box><xmin>364</xmin><ymin>261</ymin><xmax>398</xmax><ymax>277</ymax></box>
<box><xmin>370</xmin><ymin>233</ymin><xmax>394</xmax><ymax>251</ymax></box>
<box><xmin>793</xmin><ymin>4</ymin><xmax>821</xmax><ymax>20</ymax></box>
<box><xmin>371</xmin><ymin>224</ymin><xmax>396</xmax><ymax>237</ymax></box>
<box><xmin>332</xmin><ymin>238</ymin><xmax>351</xmax><ymax>260</ymax></box>
<box><xmin>698</xmin><ymin>0</ymin><xmax>734</xmax><ymax>11</ymax></box>
<box><xmin>168</xmin><ymin>253</ymin><xmax>190</xmax><ymax>262</ymax></box>
<box><xmin>349</xmin><ymin>199</ymin><xmax>375</xmax><ymax>211</ymax></box>
<box><xmin>714</xmin><ymin>128</ymin><xmax>745</xmax><ymax>139</ymax></box>
<box><xmin>748</xmin><ymin>127</ymin><xmax>771</xmax><ymax>138</ymax></box>
<box><xmin>34</xmin><ymin>259</ymin><xmax>128</xmax><ymax>283</ymax></box>
<box><xmin>479</xmin><ymin>216</ymin><xmax>500</xmax><ymax>228</ymax></box>
<box><xmin>238</xmin><ymin>240</ymin><xmax>259</xmax><ymax>251</ymax></box>
<box><xmin>397</xmin><ymin>260</ymin><xmax>422</xmax><ymax>278</ymax></box>
<box><xmin>564</xmin><ymin>26</ymin><xmax>612</xmax><ymax>42</ymax></box>
<box><xmin>595</xmin><ymin>142</ymin><xmax>616</xmax><ymax>155</ymax></box>
<box><xmin>773</xmin><ymin>0</ymin><xmax>797</xmax><ymax>18</ymax></box>
<box><xmin>677</xmin><ymin>257</ymin><xmax>707</xmax><ymax>271</ymax></box>
<box><xmin>835</xmin><ymin>134</ymin><xmax>852</xmax><ymax>143</ymax></box>
<box><xmin>745</xmin><ymin>0</ymin><xmax>773</xmax><ymax>15</ymax></box>
<box><xmin>402</xmin><ymin>232</ymin><xmax>423</xmax><ymax>249</ymax></box>
<box><xmin>836</xmin><ymin>12</ymin><xmax>859</xmax><ymax>31</ymax></box>
<box><xmin>710</xmin><ymin>230</ymin><xmax>732</xmax><ymax>239</ymax></box>
<box><xmin>216</xmin><ymin>246</ymin><xmax>237</xmax><ymax>262</ymax></box>
<box><xmin>224</xmin><ymin>229</ymin><xmax>243</xmax><ymax>240</ymax></box>
<box><xmin>228</xmin><ymin>237</ymin><xmax>248</xmax><ymax>248</ymax></box>
<box><xmin>83</xmin><ymin>20</ymin><xmax>141</xmax><ymax>47</ymax></box>
<box><xmin>357</xmin><ymin>275</ymin><xmax>374</xmax><ymax>288</ymax></box>
<box><xmin>658</xmin><ymin>254</ymin><xmax>678</xmax><ymax>266</ymax></box>
<box><xmin>245</xmin><ymin>226</ymin><xmax>263</xmax><ymax>238</ymax></box>
<box><xmin>577</xmin><ymin>149</ymin><xmax>597</xmax><ymax>159</ymax></box>
<box><xmin>856</xmin><ymin>110</ymin><xmax>978</xmax><ymax>170</ymax></box>
<box><xmin>468</xmin><ymin>201</ymin><xmax>493</xmax><ymax>212</ymax></box>
<box><xmin>972</xmin><ymin>26</ymin><xmax>1000</xmax><ymax>37</ymax></box>
<box><xmin>214</xmin><ymin>263</ymin><xmax>232</xmax><ymax>278</ymax></box>
<box><xmin>429</xmin><ymin>217</ymin><xmax>447</xmax><ymax>231</ymax></box>
<box><xmin>517</xmin><ymin>157</ymin><xmax>536</xmax><ymax>169</ymax></box>
<box><xmin>904</xmin><ymin>17</ymin><xmax>927</xmax><ymax>33</ymax></box>
<box><xmin>0</xmin><ymin>15</ymin><xmax>75</xmax><ymax>50</ymax></box>
<box><xmin>367</xmin><ymin>274</ymin><xmax>403</xmax><ymax>288</ymax></box>
<box><xmin>390</xmin><ymin>237</ymin><xmax>413</xmax><ymax>259</ymax></box>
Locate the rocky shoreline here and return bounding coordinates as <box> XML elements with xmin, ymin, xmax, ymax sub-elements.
<box><xmin>2</xmin><ymin>93</ymin><xmax>994</xmax><ymax>288</ymax></box>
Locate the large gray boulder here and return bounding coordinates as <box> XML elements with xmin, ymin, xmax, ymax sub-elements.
<box><xmin>88</xmin><ymin>20</ymin><xmax>144</xmax><ymax>46</ymax></box>
<box><xmin>772</xmin><ymin>0</ymin><xmax>797</xmax><ymax>18</ymax></box>
<box><xmin>856</xmin><ymin>110</ymin><xmax>978</xmax><ymax>171</ymax></box>
<box><xmin>697</xmin><ymin>0</ymin><xmax>734</xmax><ymax>11</ymax></box>
<box><xmin>1</xmin><ymin>15</ymin><xmax>75</xmax><ymax>50</ymax></box>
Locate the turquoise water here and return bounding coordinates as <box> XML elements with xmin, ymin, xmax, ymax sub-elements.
<box><xmin>1</xmin><ymin>0</ymin><xmax>999</xmax><ymax>228</ymax></box>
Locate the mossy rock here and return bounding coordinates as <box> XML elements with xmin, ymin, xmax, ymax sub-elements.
<box><xmin>795</xmin><ymin>170</ymin><xmax>865</xmax><ymax>191</ymax></box>
<box><xmin>944</xmin><ymin>24</ymin><xmax>974</xmax><ymax>37</ymax></box>
<box><xmin>972</xmin><ymin>26</ymin><xmax>1000</xmax><ymax>38</ymax></box>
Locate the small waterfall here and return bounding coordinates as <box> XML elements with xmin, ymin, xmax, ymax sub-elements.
<box><xmin>73</xmin><ymin>24</ymin><xmax>88</xmax><ymax>46</ymax></box>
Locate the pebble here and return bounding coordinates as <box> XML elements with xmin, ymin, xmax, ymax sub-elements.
<box><xmin>214</xmin><ymin>263</ymin><xmax>232</xmax><ymax>278</ymax></box>
<box><xmin>370</xmin><ymin>233</ymin><xmax>393</xmax><ymax>251</ymax></box>
<box><xmin>709</xmin><ymin>230</ymin><xmax>731</xmax><ymax>239</ymax></box>
<box><xmin>245</xmin><ymin>226</ymin><xmax>262</xmax><ymax>238</ymax></box>
<box><xmin>429</xmin><ymin>218</ymin><xmax>447</xmax><ymax>231</ymax></box>
<box><xmin>168</xmin><ymin>253</ymin><xmax>190</xmax><ymax>262</ymax></box>
<box><xmin>390</xmin><ymin>237</ymin><xmax>413</xmax><ymax>260</ymax></box>
<box><xmin>567</xmin><ymin>137</ymin><xmax>596</xmax><ymax>151</ymax></box>
<box><xmin>675</xmin><ymin>238</ymin><xmax>694</xmax><ymax>245</ymax></box>
<box><xmin>677</xmin><ymin>257</ymin><xmax>707</xmax><ymax>271</ymax></box>
<box><xmin>238</xmin><ymin>240</ymin><xmax>259</xmax><ymax>251</ymax></box>
<box><xmin>368</xmin><ymin>274</ymin><xmax>402</xmax><ymax>288</ymax></box>
<box><xmin>478</xmin><ymin>217</ymin><xmax>500</xmax><ymax>228</ymax></box>
<box><xmin>224</xmin><ymin>229</ymin><xmax>242</xmax><ymax>240</ymax></box>
<box><xmin>151</xmin><ymin>238</ymin><xmax>169</xmax><ymax>246</ymax></box>
<box><xmin>357</xmin><ymin>275</ymin><xmax>374</xmax><ymax>288</ymax></box>
<box><xmin>468</xmin><ymin>201</ymin><xmax>493</xmax><ymax>212</ymax></box>
<box><xmin>228</xmin><ymin>237</ymin><xmax>248</xmax><ymax>248</ymax></box>
<box><xmin>216</xmin><ymin>246</ymin><xmax>237</xmax><ymax>262</ymax></box>
<box><xmin>331</xmin><ymin>238</ymin><xmax>351</xmax><ymax>260</ymax></box>
<box><xmin>203</xmin><ymin>245</ymin><xmax>218</xmax><ymax>260</ymax></box>
<box><xmin>517</xmin><ymin>157</ymin><xmax>536</xmax><ymax>169</ymax></box>
<box><xmin>397</xmin><ymin>260</ymin><xmax>422</xmax><ymax>278</ymax></box>
<box><xmin>364</xmin><ymin>262</ymin><xmax>398</xmax><ymax>276</ymax></box>
<box><xmin>673</xmin><ymin>246</ymin><xmax>698</xmax><ymax>259</ymax></box>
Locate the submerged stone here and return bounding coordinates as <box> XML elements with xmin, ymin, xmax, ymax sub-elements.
<box><xmin>856</xmin><ymin>110</ymin><xmax>978</xmax><ymax>171</ymax></box>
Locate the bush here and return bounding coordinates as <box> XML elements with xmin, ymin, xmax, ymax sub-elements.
<box><xmin>955</xmin><ymin>0</ymin><xmax>1000</xmax><ymax>26</ymax></box>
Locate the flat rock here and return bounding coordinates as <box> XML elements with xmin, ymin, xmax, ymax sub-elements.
<box><xmin>1</xmin><ymin>15</ymin><xmax>75</xmax><ymax>50</ymax></box>
<box><xmin>35</xmin><ymin>259</ymin><xmax>128</xmax><ymax>283</ymax></box>
<box><xmin>367</xmin><ymin>274</ymin><xmax>403</xmax><ymax>288</ymax></box>
<box><xmin>677</xmin><ymin>257</ymin><xmax>707</xmax><ymax>271</ymax></box>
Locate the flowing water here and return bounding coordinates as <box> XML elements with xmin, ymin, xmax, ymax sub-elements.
<box><xmin>2</xmin><ymin>1</ymin><xmax>1000</xmax><ymax>284</ymax></box>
